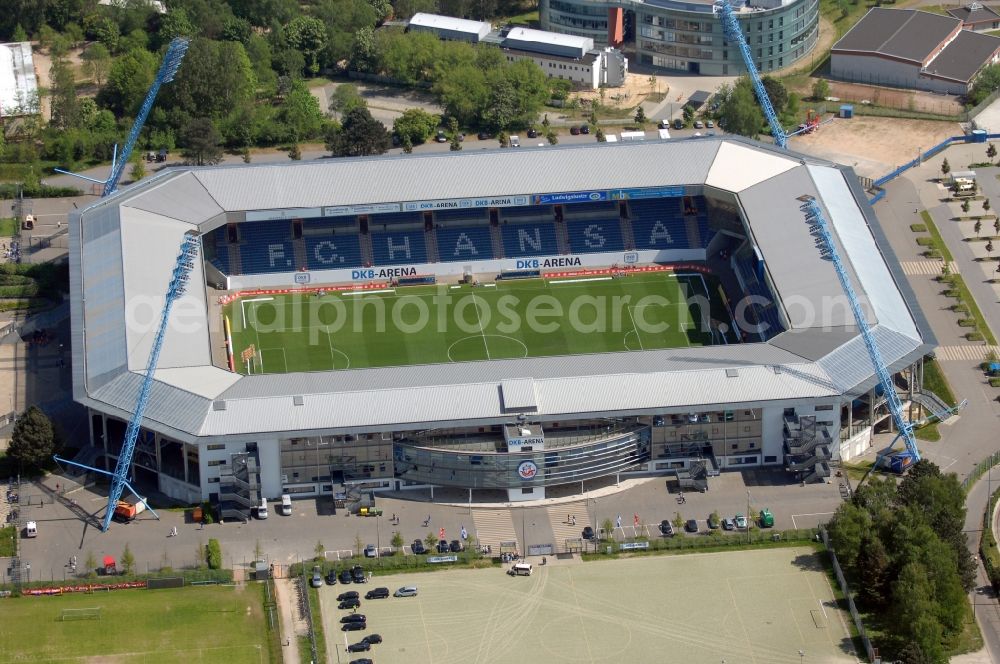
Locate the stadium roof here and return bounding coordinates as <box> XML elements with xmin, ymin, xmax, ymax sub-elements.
<box><xmin>0</xmin><ymin>42</ymin><xmax>38</xmax><ymax>117</ymax></box>
<box><xmin>69</xmin><ymin>137</ymin><xmax>931</xmax><ymax>442</ymax></box>
<box><xmin>832</xmin><ymin>8</ymin><xmax>960</xmax><ymax>64</ymax></box>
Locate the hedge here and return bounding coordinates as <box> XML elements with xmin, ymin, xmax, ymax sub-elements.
<box><xmin>206</xmin><ymin>539</ymin><xmax>223</xmax><ymax>570</ymax></box>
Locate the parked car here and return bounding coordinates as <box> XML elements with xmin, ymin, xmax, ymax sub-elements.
<box><xmin>350</xmin><ymin>659</ymin><xmax>374</xmax><ymax>664</ymax></box>
<box><xmin>693</xmin><ymin>120</ymin><xmax>704</xmax><ymax>129</ymax></box>
<box><xmin>722</xmin><ymin>517</ymin><xmax>735</xmax><ymax>531</ymax></box>
<box><xmin>342</xmin><ymin>621</ymin><xmax>367</xmax><ymax>632</ymax></box>
<box><xmin>363</xmin><ymin>634</ymin><xmax>383</xmax><ymax>645</ymax></box>
<box><xmin>351</xmin><ymin>565</ymin><xmax>367</xmax><ymax>583</ymax></box>
<box><xmin>477</xmin><ymin>131</ymin><xmax>491</xmax><ymax>140</ymax></box>
<box><xmin>341</xmin><ymin>614</ymin><xmax>367</xmax><ymax>624</ymax></box>
<box><xmin>364</xmin><ymin>544</ymin><xmax>378</xmax><ymax>558</ymax></box>
<box><xmin>436</xmin><ymin>540</ymin><xmax>450</xmax><ymax>553</ymax></box>
<box><xmin>570</xmin><ymin>125</ymin><xmax>581</xmax><ymax>135</ymax></box>
<box><xmin>365</xmin><ymin>587</ymin><xmax>390</xmax><ymax>600</ymax></box>
<box><xmin>580</xmin><ymin>124</ymin><xmax>590</xmax><ymax>134</ymax></box>
<box><xmin>325</xmin><ymin>570</ymin><xmax>338</xmax><ymax>585</ymax></box>
<box><xmin>527</xmin><ymin>128</ymin><xmax>538</xmax><ymax>138</ymax></box>
<box><xmin>734</xmin><ymin>514</ymin><xmax>748</xmax><ymax>530</ymax></box>
<box><xmin>708</xmin><ymin>514</ymin><xmax>720</xmax><ymax>529</ymax></box>
<box><xmin>348</xmin><ymin>641</ymin><xmax>371</xmax><ymax>652</ymax></box>
<box><xmin>673</xmin><ymin>118</ymin><xmax>684</xmax><ymax>130</ymax></box>
<box><xmin>582</xmin><ymin>526</ymin><xmax>596</xmax><ymax>540</ymax></box>
<box><xmin>411</xmin><ymin>539</ymin><xmax>426</xmax><ymax>554</ymax></box>
<box><xmin>705</xmin><ymin>119</ymin><xmax>714</xmax><ymax>128</ymax></box>
<box><xmin>394</xmin><ymin>586</ymin><xmax>418</xmax><ymax>597</ymax></box>
<box><xmin>310</xmin><ymin>567</ymin><xmax>323</xmax><ymax>588</ymax></box>
<box><xmin>435</xmin><ymin>130</ymin><xmax>447</xmax><ymax>143</ymax></box>
<box><xmin>685</xmin><ymin>519</ymin><xmax>699</xmax><ymax>533</ymax></box>
<box><xmin>337</xmin><ymin>591</ymin><xmax>360</xmax><ymax>602</ymax></box>
<box><xmin>339</xmin><ymin>598</ymin><xmax>360</xmax><ymax>610</ymax></box>
<box><xmin>659</xmin><ymin>520</ymin><xmax>674</xmax><ymax>536</ymax></box>
<box><xmin>339</xmin><ymin>569</ymin><xmax>353</xmax><ymax>584</ymax></box>
<box><xmin>509</xmin><ymin>135</ymin><xmax>520</xmax><ymax>147</ymax></box>
<box><xmin>449</xmin><ymin>539</ymin><xmax>463</xmax><ymax>553</ymax></box>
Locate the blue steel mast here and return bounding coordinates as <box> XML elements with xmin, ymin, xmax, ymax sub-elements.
<box><xmin>800</xmin><ymin>196</ymin><xmax>920</xmax><ymax>471</ymax></box>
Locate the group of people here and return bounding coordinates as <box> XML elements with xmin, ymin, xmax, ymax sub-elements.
<box><xmin>26</xmin><ymin>328</ymin><xmax>53</xmax><ymax>348</ymax></box>
<box><xmin>500</xmin><ymin>552</ymin><xmax>520</xmax><ymax>563</ymax></box>
<box><xmin>2</xmin><ymin>241</ymin><xmax>20</xmax><ymax>263</ymax></box>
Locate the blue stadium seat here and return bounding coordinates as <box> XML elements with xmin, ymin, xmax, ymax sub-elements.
<box><xmin>562</xmin><ymin>201</ymin><xmax>617</xmax><ymax>216</ymax></box>
<box><xmin>371</xmin><ymin>229</ymin><xmax>427</xmax><ymax>265</ymax></box>
<box><xmin>501</xmin><ymin>206</ymin><xmax>552</xmax><ymax>220</ymax></box>
<box><xmin>698</xmin><ymin>215</ymin><xmax>713</xmax><ymax>247</ymax></box>
<box><xmin>238</xmin><ymin>222</ymin><xmax>296</xmax><ymax>274</ymax></box>
<box><xmin>630</xmin><ymin>198</ymin><xmax>690</xmax><ymax>250</ymax></box>
<box><xmin>734</xmin><ymin>254</ymin><xmax>783</xmax><ymax>338</ymax></box>
<box><xmin>436</xmin><ymin>225</ymin><xmax>494</xmax><ymax>261</ymax></box>
<box><xmin>304</xmin><ymin>234</ymin><xmax>363</xmax><ymax>270</ymax></box>
<box><xmin>210</xmin><ymin>226</ymin><xmax>230</xmax><ymax>274</ymax></box>
<box><xmin>435</xmin><ymin>209</ymin><xmax>488</xmax><ymax>223</ymax></box>
<box><xmin>566</xmin><ymin>218</ymin><xmax>624</xmax><ymax>254</ymax></box>
<box><xmin>501</xmin><ymin>222</ymin><xmax>558</xmax><ymax>258</ymax></box>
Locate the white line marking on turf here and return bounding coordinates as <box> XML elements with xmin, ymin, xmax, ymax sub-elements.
<box><xmin>240</xmin><ymin>296</ymin><xmax>274</xmax><ymax>327</ymax></box>
<box><xmin>549</xmin><ymin>276</ymin><xmax>613</xmax><ymax>284</ymax></box>
<box><xmin>789</xmin><ymin>512</ymin><xmax>834</xmax><ymax>529</ymax></box>
<box><xmin>625</xmin><ymin>306</ymin><xmax>645</xmax><ymax>351</ymax></box>
<box><xmin>450</xmin><ymin>285</ymin><xmax>461</xmax><ymax>289</ymax></box>
<box><xmin>483</xmin><ymin>283</ymin><xmax>496</xmax><ymax>287</ymax></box>
<box><xmin>343</xmin><ymin>289</ymin><xmax>395</xmax><ymax>295</ymax></box>
<box><xmin>469</xmin><ymin>292</ymin><xmax>491</xmax><ymax>360</ymax></box>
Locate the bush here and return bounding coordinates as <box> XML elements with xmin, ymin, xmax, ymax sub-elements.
<box><xmin>916</xmin><ymin>237</ymin><xmax>934</xmax><ymax>246</ymax></box>
<box><xmin>910</xmin><ymin>224</ymin><xmax>927</xmax><ymax>232</ymax></box>
<box><xmin>923</xmin><ymin>249</ymin><xmax>941</xmax><ymax>259</ymax></box>
<box><xmin>959</xmin><ymin>318</ymin><xmax>978</xmax><ymax>327</ymax></box>
<box><xmin>990</xmin><ymin>377</ymin><xmax>1000</xmax><ymax>387</ymax></box>
<box><xmin>968</xmin><ymin>331</ymin><xmax>985</xmax><ymax>341</ymax></box>
<box><xmin>952</xmin><ymin>303</ymin><xmax>970</xmax><ymax>313</ymax></box>
<box><xmin>206</xmin><ymin>539</ymin><xmax>223</xmax><ymax>569</ymax></box>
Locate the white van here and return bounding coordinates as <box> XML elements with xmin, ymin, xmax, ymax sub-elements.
<box><xmin>279</xmin><ymin>494</ymin><xmax>292</xmax><ymax>516</ymax></box>
<box><xmin>25</xmin><ymin>521</ymin><xmax>37</xmax><ymax>538</ymax></box>
<box><xmin>509</xmin><ymin>562</ymin><xmax>533</xmax><ymax>576</ymax></box>
<box><xmin>256</xmin><ymin>497</ymin><xmax>268</xmax><ymax>519</ymax></box>
<box><xmin>509</xmin><ymin>135</ymin><xmax>520</xmax><ymax>148</ymax></box>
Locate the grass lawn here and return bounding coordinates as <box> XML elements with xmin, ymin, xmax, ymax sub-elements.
<box><xmin>0</xmin><ymin>525</ymin><xmax>15</xmax><ymax>556</ymax></box>
<box><xmin>920</xmin><ymin>211</ymin><xmax>954</xmax><ymax>262</ymax></box>
<box><xmin>0</xmin><ymin>218</ymin><xmax>17</xmax><ymax>237</ymax></box>
<box><xmin>228</xmin><ymin>273</ymin><xmax>734</xmax><ymax>374</ymax></box>
<box><xmin>0</xmin><ymin>585</ymin><xmax>275</xmax><ymax>664</ymax></box>
<box><xmin>923</xmin><ymin>357</ymin><xmax>957</xmax><ymax>407</ymax></box>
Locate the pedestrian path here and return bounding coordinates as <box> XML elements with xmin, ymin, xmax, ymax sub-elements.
<box><xmin>900</xmin><ymin>260</ymin><xmax>959</xmax><ymax>276</ymax></box>
<box><xmin>471</xmin><ymin>509</ymin><xmax>518</xmax><ymax>551</ymax></box>
<box><xmin>545</xmin><ymin>503</ymin><xmax>590</xmax><ymax>549</ymax></box>
<box><xmin>934</xmin><ymin>345</ymin><xmax>999</xmax><ymax>361</ymax></box>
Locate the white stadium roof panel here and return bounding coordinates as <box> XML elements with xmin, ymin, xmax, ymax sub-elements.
<box><xmin>123</xmin><ymin>172</ymin><xmax>224</xmax><ymax>224</ymax></box>
<box><xmin>0</xmin><ymin>42</ymin><xmax>38</xmax><ymax>116</ymax></box>
<box><xmin>409</xmin><ymin>13</ymin><xmax>491</xmax><ymax>34</ymax></box>
<box><xmin>705</xmin><ymin>141</ymin><xmax>798</xmax><ymax>192</ymax></box>
<box><xmin>150</xmin><ymin>366</ymin><xmax>241</xmax><ymax>399</ymax></box>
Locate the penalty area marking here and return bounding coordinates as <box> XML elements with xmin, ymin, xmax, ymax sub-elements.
<box><xmin>789</xmin><ymin>512</ymin><xmax>835</xmax><ymax>529</ymax></box>
<box><xmin>325</xmin><ymin>331</ymin><xmax>351</xmax><ymax>370</ymax></box>
<box><xmin>240</xmin><ymin>296</ymin><xmax>274</xmax><ymax>328</ymax></box>
<box><xmin>258</xmin><ymin>347</ymin><xmax>287</xmax><ymax>374</ymax></box>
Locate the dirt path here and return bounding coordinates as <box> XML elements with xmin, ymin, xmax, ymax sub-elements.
<box><xmin>273</xmin><ymin>577</ymin><xmax>306</xmax><ymax>664</ymax></box>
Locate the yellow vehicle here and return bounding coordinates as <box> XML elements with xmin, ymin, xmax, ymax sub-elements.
<box><xmin>359</xmin><ymin>507</ymin><xmax>383</xmax><ymax>517</ymax></box>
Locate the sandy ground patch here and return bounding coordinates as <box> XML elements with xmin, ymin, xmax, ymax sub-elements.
<box><xmin>792</xmin><ymin>115</ymin><xmax>962</xmax><ymax>178</ymax></box>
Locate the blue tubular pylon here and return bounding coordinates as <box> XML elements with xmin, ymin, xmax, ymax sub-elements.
<box><xmin>79</xmin><ymin>233</ymin><xmax>200</xmax><ymax>531</ymax></box>
<box><xmin>799</xmin><ymin>196</ymin><xmax>921</xmax><ymax>471</ymax></box>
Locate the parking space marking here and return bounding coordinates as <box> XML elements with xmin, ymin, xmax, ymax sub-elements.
<box><xmin>790</xmin><ymin>512</ymin><xmax>834</xmax><ymax>529</ymax></box>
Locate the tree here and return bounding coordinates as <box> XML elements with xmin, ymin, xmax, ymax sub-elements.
<box><xmin>327</xmin><ymin>106</ymin><xmax>390</xmax><ymax>157</ymax></box>
<box><xmin>7</xmin><ymin>405</ymin><xmax>57</xmax><ymax>470</ymax></box>
<box><xmin>156</xmin><ymin>7</ymin><xmax>196</xmax><ymax>47</ymax></box>
<box><xmin>98</xmin><ymin>47</ymin><xmax>158</xmax><ymax>116</ymax></box>
<box><xmin>988</xmin><ymin>142</ymin><xmax>997</xmax><ymax>162</ymax></box>
<box><xmin>988</xmin><ymin>239</ymin><xmax>995</xmax><ymax>255</ymax></box>
<box><xmin>601</xmin><ymin>517</ymin><xmax>614</xmax><ymax>540</ymax></box>
<box><xmin>82</xmin><ymin>43</ymin><xmax>111</xmax><ymax>87</ymax></box>
<box><xmin>289</xmin><ymin>143</ymin><xmax>301</xmax><ymax>160</ymax></box>
<box><xmin>826</xmin><ymin>502</ymin><xmax>871</xmax><ymax>571</ymax></box>
<box><xmin>180</xmin><ymin>117</ymin><xmax>224</xmax><ymax>165</ymax></box>
<box><xmin>969</xmin><ymin>63</ymin><xmax>1000</xmax><ymax>106</ymax></box>
<box><xmin>963</xmin><ymin>199</ymin><xmax>971</xmax><ymax>214</ymax></box>
<box><xmin>314</xmin><ymin>540</ymin><xmax>325</xmax><ymax>561</ymax></box>
<box><xmin>856</xmin><ymin>534</ymin><xmax>890</xmax><ymax>608</ymax></box>
<box><xmin>811</xmin><ymin>78</ymin><xmax>830</xmax><ymax>102</ymax></box>
<box><xmin>546</xmin><ymin>129</ymin><xmax>558</xmax><ymax>145</ymax></box>
<box><xmin>994</xmin><ymin>218</ymin><xmax>999</xmax><ymax>235</ymax></box>
<box><xmin>354</xmin><ymin>533</ymin><xmax>363</xmax><ymax>556</ymax></box>
<box><xmin>975</xmin><ymin>220</ymin><xmax>982</xmax><ymax>236</ymax></box>
<box><xmin>130</xmin><ymin>155</ymin><xmax>146</xmax><ymax>182</ymax></box>
<box><xmin>279</xmin><ymin>82</ymin><xmax>325</xmax><ymax>141</ymax></box>
<box><xmin>761</xmin><ymin>76</ymin><xmax>788</xmax><ymax>113</ymax></box>
<box><xmin>424</xmin><ymin>531</ymin><xmax>438</xmax><ymax>549</ymax></box>
<box><xmin>393</xmin><ymin>108</ymin><xmax>439</xmax><ymax>145</ymax></box>
<box><xmin>941</xmin><ymin>157</ymin><xmax>950</xmax><ymax>177</ymax></box>
<box><xmin>221</xmin><ymin>16</ymin><xmax>253</xmax><ymax>44</ymax></box>
<box><xmin>120</xmin><ymin>543</ymin><xmax>136</xmax><ymax>575</ymax></box>
<box><xmin>634</xmin><ymin>105</ymin><xmax>647</xmax><ymax>125</ymax></box>
<box><xmin>350</xmin><ymin>25</ymin><xmax>377</xmax><ymax>73</ymax></box>
<box><xmin>48</xmin><ymin>55</ymin><xmax>79</xmax><ymax>130</ymax></box>
<box><xmin>163</xmin><ymin>39</ymin><xmax>256</xmax><ymax>120</ymax></box>
<box><xmin>391</xmin><ymin>531</ymin><xmax>404</xmax><ymax>552</ymax></box>
<box><xmin>719</xmin><ymin>78</ymin><xmax>764</xmax><ymax>140</ymax></box>
<box><xmin>595</xmin><ymin>128</ymin><xmax>606</xmax><ymax>142</ymax></box>
<box><xmin>84</xmin><ymin>551</ymin><xmax>97</xmax><ymax>579</ymax></box>
<box><xmin>285</xmin><ymin>16</ymin><xmax>327</xmax><ymax>75</ymax></box>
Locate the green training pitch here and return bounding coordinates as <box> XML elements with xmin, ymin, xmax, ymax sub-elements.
<box><xmin>0</xmin><ymin>585</ymin><xmax>274</xmax><ymax>663</ymax></box>
<box><xmin>227</xmin><ymin>273</ymin><xmax>734</xmax><ymax>374</ymax></box>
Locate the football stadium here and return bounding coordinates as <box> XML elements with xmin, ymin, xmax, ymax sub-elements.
<box><xmin>69</xmin><ymin>137</ymin><xmax>932</xmax><ymax>512</ymax></box>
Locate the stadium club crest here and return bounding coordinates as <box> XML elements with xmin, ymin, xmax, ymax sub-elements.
<box><xmin>517</xmin><ymin>461</ymin><xmax>538</xmax><ymax>481</ymax></box>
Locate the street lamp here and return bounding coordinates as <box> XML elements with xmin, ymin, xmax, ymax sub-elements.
<box><xmin>798</xmin><ymin>649</ymin><xmax>805</xmax><ymax>663</ymax></box>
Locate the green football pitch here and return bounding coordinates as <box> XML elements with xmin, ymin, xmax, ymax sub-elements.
<box><xmin>227</xmin><ymin>273</ymin><xmax>735</xmax><ymax>374</ymax></box>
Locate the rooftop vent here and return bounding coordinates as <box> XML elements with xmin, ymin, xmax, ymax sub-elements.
<box><xmin>725</xmin><ymin>368</ymin><xmax>739</xmax><ymax>378</ymax></box>
<box><xmin>212</xmin><ymin>400</ymin><xmax>227</xmax><ymax>411</ymax></box>
<box><xmin>293</xmin><ymin>395</ymin><xmax>304</xmax><ymax>406</ymax></box>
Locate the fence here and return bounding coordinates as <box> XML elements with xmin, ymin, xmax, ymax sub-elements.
<box><xmin>581</xmin><ymin>527</ymin><xmax>821</xmax><ymax>556</ymax></box>
<box><xmin>981</xmin><ymin>487</ymin><xmax>1000</xmax><ymax>592</ymax></box>
<box><xmin>961</xmin><ymin>450</ymin><xmax>1000</xmax><ymax>493</ymax></box>
<box><xmin>821</xmin><ymin>528</ymin><xmax>880</xmax><ymax>664</ymax></box>
<box><xmin>298</xmin><ymin>570</ymin><xmax>319</xmax><ymax>664</ymax></box>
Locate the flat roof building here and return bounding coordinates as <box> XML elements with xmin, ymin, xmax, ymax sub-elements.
<box><xmin>947</xmin><ymin>2</ymin><xmax>1000</xmax><ymax>32</ymax></box>
<box><xmin>408</xmin><ymin>13</ymin><xmax>492</xmax><ymax>42</ymax></box>
<box><xmin>0</xmin><ymin>42</ymin><xmax>38</xmax><ymax>118</ymax></box>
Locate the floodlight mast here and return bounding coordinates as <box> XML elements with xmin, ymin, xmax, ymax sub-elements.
<box><xmin>53</xmin><ymin>38</ymin><xmax>189</xmax><ymax>197</ymax></box>
<box><xmin>799</xmin><ymin>196</ymin><xmax>920</xmax><ymax>471</ymax></box>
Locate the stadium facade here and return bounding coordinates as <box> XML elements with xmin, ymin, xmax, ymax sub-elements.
<box><xmin>539</xmin><ymin>0</ymin><xmax>819</xmax><ymax>75</ymax></box>
<box><xmin>69</xmin><ymin>137</ymin><xmax>932</xmax><ymax>512</ymax></box>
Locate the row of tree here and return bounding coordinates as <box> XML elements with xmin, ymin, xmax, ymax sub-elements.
<box><xmin>827</xmin><ymin>461</ymin><xmax>975</xmax><ymax>663</ymax></box>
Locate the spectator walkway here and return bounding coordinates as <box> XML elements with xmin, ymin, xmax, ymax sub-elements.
<box><xmin>933</xmin><ymin>345</ymin><xmax>1000</xmax><ymax>361</ymax></box>
<box><xmin>899</xmin><ymin>260</ymin><xmax>959</xmax><ymax>276</ymax></box>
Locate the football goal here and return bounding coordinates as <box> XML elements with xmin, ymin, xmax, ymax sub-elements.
<box><xmin>59</xmin><ymin>607</ymin><xmax>102</xmax><ymax>621</ymax></box>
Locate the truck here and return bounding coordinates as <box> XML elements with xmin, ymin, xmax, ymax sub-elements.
<box><xmin>113</xmin><ymin>498</ymin><xmax>147</xmax><ymax>522</ymax></box>
<box><xmin>759</xmin><ymin>508</ymin><xmax>774</xmax><ymax>528</ymax></box>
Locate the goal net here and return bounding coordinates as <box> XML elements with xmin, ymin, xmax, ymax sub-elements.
<box><xmin>60</xmin><ymin>607</ymin><xmax>102</xmax><ymax>621</ymax></box>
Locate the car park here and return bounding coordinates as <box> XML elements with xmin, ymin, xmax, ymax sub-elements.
<box><xmin>449</xmin><ymin>539</ymin><xmax>463</xmax><ymax>553</ymax></box>
<box><xmin>394</xmin><ymin>586</ymin><xmax>418</xmax><ymax>597</ymax></box>
<box><xmin>735</xmin><ymin>514</ymin><xmax>748</xmax><ymax>529</ymax></box>
<box><xmin>325</xmin><ymin>570</ymin><xmax>338</xmax><ymax>585</ymax></box>
<box><xmin>582</xmin><ymin>526</ymin><xmax>595</xmax><ymax>540</ymax></box>
<box><xmin>364</xmin><ymin>544</ymin><xmax>378</xmax><ymax>558</ymax></box>
<box><xmin>685</xmin><ymin>519</ymin><xmax>699</xmax><ymax>533</ymax></box>
<box><xmin>659</xmin><ymin>520</ymin><xmax>674</xmax><ymax>536</ymax></box>
<box><xmin>348</xmin><ymin>641</ymin><xmax>371</xmax><ymax>652</ymax></box>
<box><xmin>342</xmin><ymin>621</ymin><xmax>367</xmax><ymax>632</ymax></box>
<box><xmin>310</xmin><ymin>567</ymin><xmax>323</xmax><ymax>588</ymax></box>
<box><xmin>339</xmin><ymin>569</ymin><xmax>353</xmax><ymax>584</ymax></box>
<box><xmin>363</xmin><ymin>634</ymin><xmax>382</xmax><ymax>644</ymax></box>
<box><xmin>341</xmin><ymin>614</ymin><xmax>367</xmax><ymax>624</ymax></box>
<box><xmin>411</xmin><ymin>539</ymin><xmax>426</xmax><ymax>554</ymax></box>
<box><xmin>708</xmin><ymin>514</ymin><xmax>720</xmax><ymax>529</ymax></box>
<box><xmin>351</xmin><ymin>565</ymin><xmax>367</xmax><ymax>583</ymax></box>
<box><xmin>436</xmin><ymin>540</ymin><xmax>450</xmax><ymax>553</ymax></box>
<box><xmin>477</xmin><ymin>131</ymin><xmax>491</xmax><ymax>140</ymax></box>
<box><xmin>365</xmin><ymin>587</ymin><xmax>390</xmax><ymax>600</ymax></box>
<box><xmin>339</xmin><ymin>598</ymin><xmax>360</xmax><ymax>610</ymax></box>
<box><xmin>722</xmin><ymin>517</ymin><xmax>735</xmax><ymax>531</ymax></box>
<box><xmin>338</xmin><ymin>591</ymin><xmax>360</xmax><ymax>602</ymax></box>
<box><xmin>570</xmin><ymin>126</ymin><xmax>581</xmax><ymax>135</ymax></box>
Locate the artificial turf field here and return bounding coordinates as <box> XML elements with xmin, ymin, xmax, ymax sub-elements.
<box><xmin>227</xmin><ymin>272</ymin><xmax>735</xmax><ymax>374</ymax></box>
<box><xmin>0</xmin><ymin>585</ymin><xmax>274</xmax><ymax>663</ymax></box>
